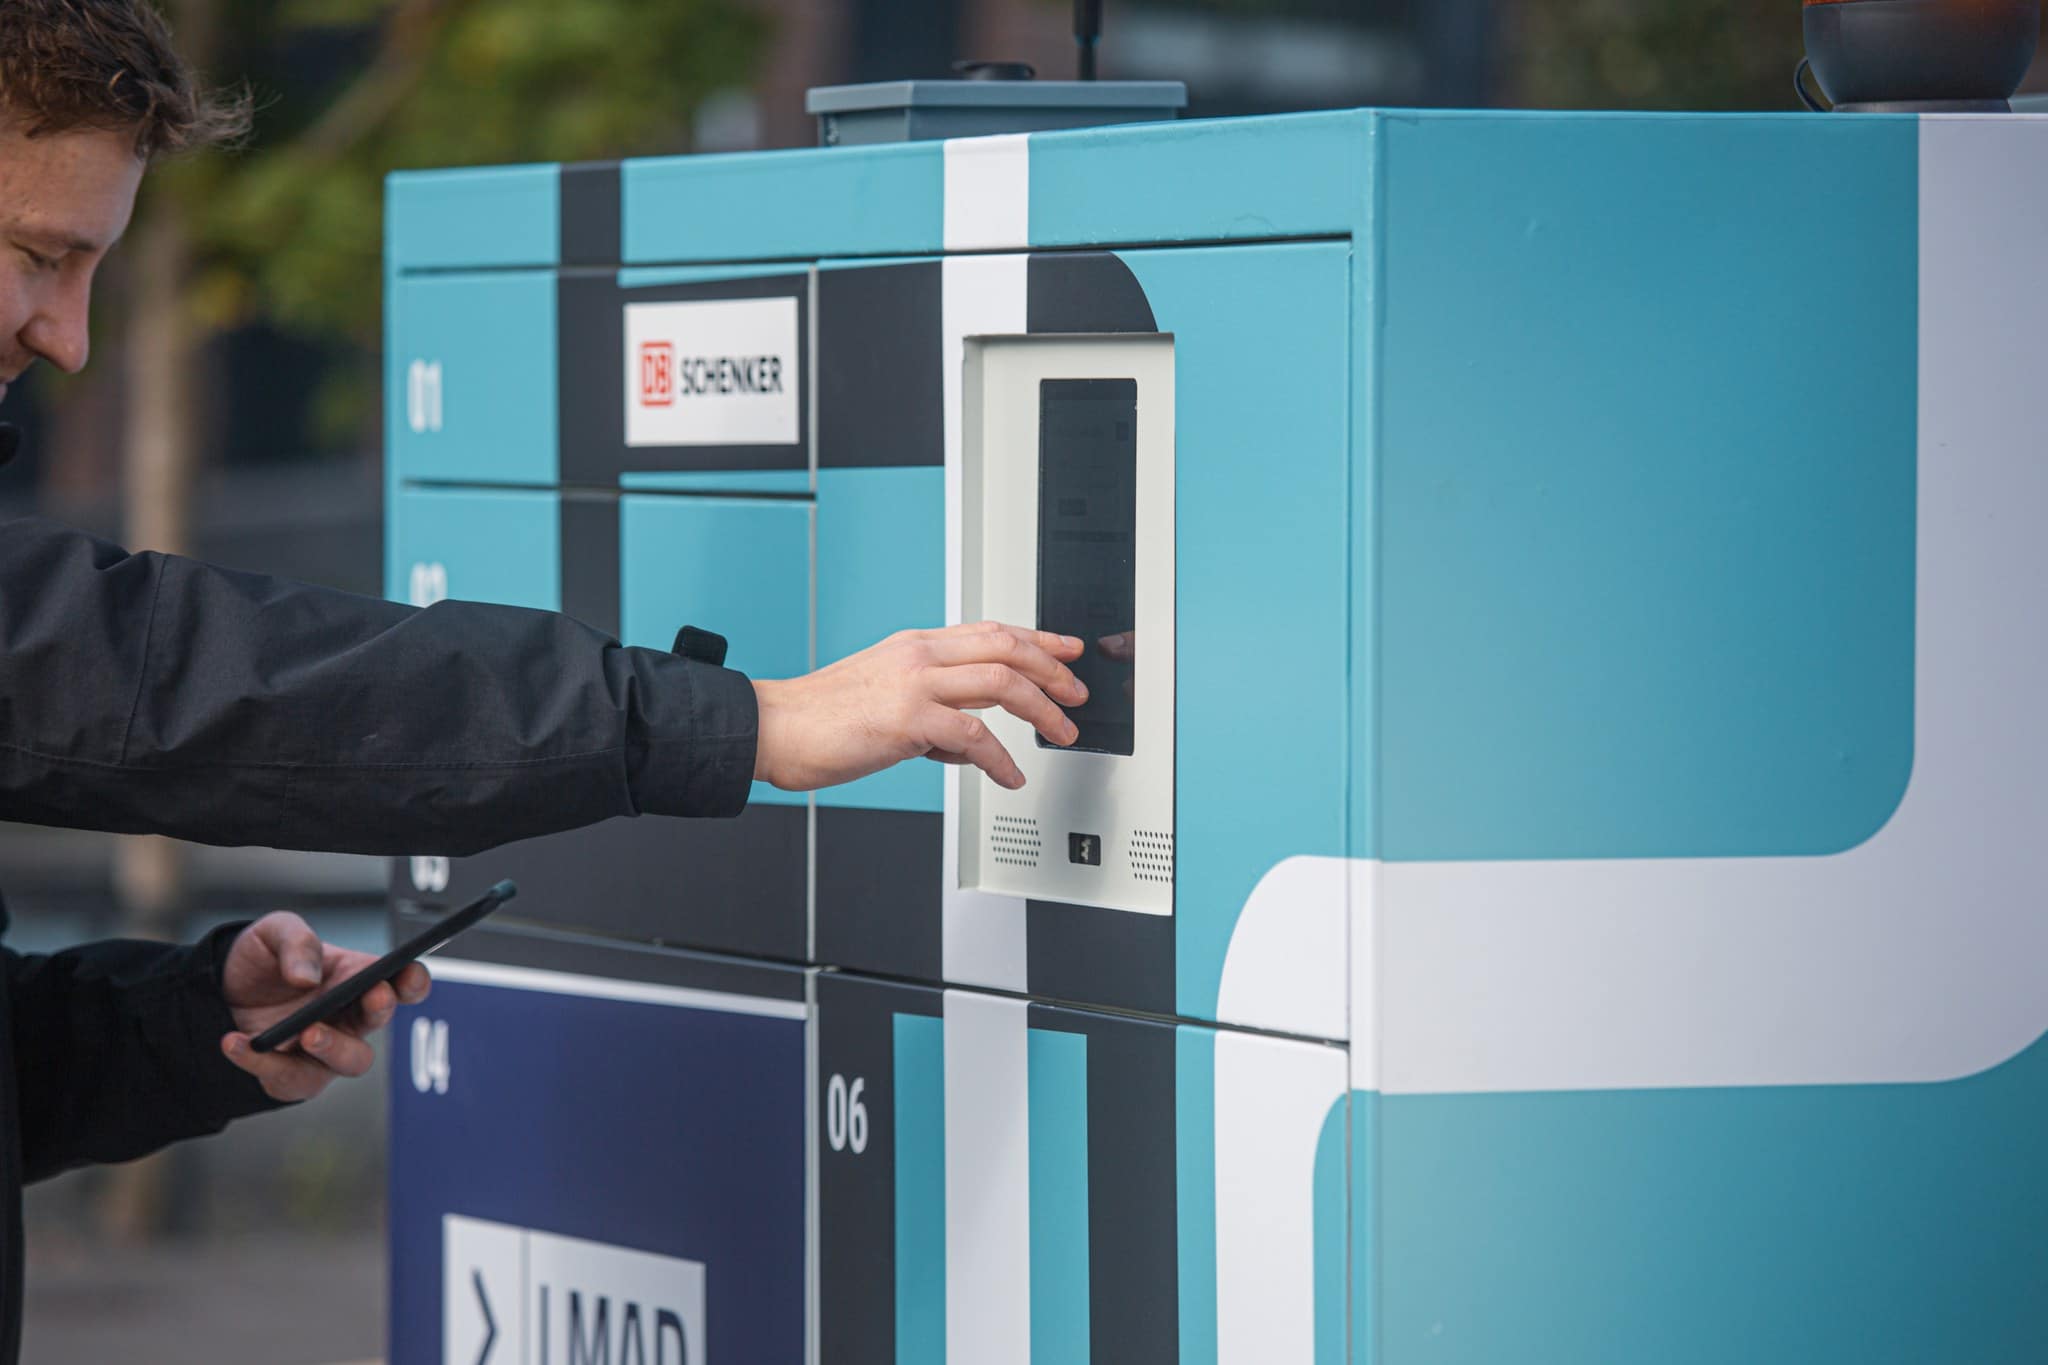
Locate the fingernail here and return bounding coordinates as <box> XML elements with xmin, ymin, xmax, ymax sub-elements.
<box><xmin>1064</xmin><ymin>721</ymin><xmax>1080</xmax><ymax>744</ymax></box>
<box><xmin>304</xmin><ymin>1027</ymin><xmax>327</xmax><ymax>1051</ymax></box>
<box><xmin>1063</xmin><ymin>635</ymin><xmax>1083</xmax><ymax>651</ymax></box>
<box><xmin>226</xmin><ymin>1036</ymin><xmax>246</xmax><ymax>1056</ymax></box>
<box><xmin>1072</xmin><ymin>677</ymin><xmax>1089</xmax><ymax>700</ymax></box>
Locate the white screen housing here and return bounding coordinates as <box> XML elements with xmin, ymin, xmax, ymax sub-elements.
<box><xmin>960</xmin><ymin>333</ymin><xmax>1175</xmax><ymax>916</ymax></box>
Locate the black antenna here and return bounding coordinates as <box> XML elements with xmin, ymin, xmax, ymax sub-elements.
<box><xmin>1075</xmin><ymin>0</ymin><xmax>1103</xmax><ymax>80</ymax></box>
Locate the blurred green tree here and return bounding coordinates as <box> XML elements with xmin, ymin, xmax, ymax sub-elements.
<box><xmin>150</xmin><ymin>0</ymin><xmax>770</xmax><ymax>453</ymax></box>
<box><xmin>1507</xmin><ymin>0</ymin><xmax>1808</xmax><ymax>110</ymax></box>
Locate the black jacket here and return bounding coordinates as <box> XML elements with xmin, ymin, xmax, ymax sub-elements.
<box><xmin>0</xmin><ymin>515</ymin><xmax>760</xmax><ymax>1361</ymax></box>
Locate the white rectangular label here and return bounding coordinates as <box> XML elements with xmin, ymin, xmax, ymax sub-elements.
<box><xmin>446</xmin><ymin>1213</ymin><xmax>707</xmax><ymax>1365</ymax></box>
<box><xmin>624</xmin><ymin>296</ymin><xmax>799</xmax><ymax>448</ymax></box>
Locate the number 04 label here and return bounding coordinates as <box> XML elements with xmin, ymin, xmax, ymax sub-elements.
<box><xmin>411</xmin><ymin>1017</ymin><xmax>451</xmax><ymax>1094</ymax></box>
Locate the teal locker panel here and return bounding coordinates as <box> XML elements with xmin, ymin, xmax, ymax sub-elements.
<box><xmin>815</xmin><ymin>466</ymin><xmax>945</xmax><ymax>814</ymax></box>
<box><xmin>623</xmin><ymin>142</ymin><xmax>943</xmax><ymax>264</ymax></box>
<box><xmin>388</xmin><ymin>271</ymin><xmax>557</xmax><ymax>488</ymax></box>
<box><xmin>1116</xmin><ymin>241</ymin><xmax>1352</xmax><ymax>1026</ymax></box>
<box><xmin>620</xmin><ymin>494</ymin><xmax>812</xmax><ymax>808</ymax></box>
<box><xmin>1368</xmin><ymin>1032</ymin><xmax>2048</xmax><ymax>1363</ymax></box>
<box><xmin>1028</xmin><ymin>109</ymin><xmax>1370</xmax><ymax>249</ymax></box>
<box><xmin>623</xmin><ymin>470</ymin><xmax>814</xmax><ymax>494</ymax></box>
<box><xmin>386</xmin><ymin>485</ymin><xmax>559</xmax><ymax>611</ymax></box>
<box><xmin>386</xmin><ymin>164</ymin><xmax>559</xmax><ymax>272</ymax></box>
<box><xmin>1368</xmin><ymin>113</ymin><xmax>1917</xmax><ymax>862</ymax></box>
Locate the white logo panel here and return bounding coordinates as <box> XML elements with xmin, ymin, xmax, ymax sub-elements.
<box><xmin>624</xmin><ymin>296</ymin><xmax>799</xmax><ymax>448</ymax></box>
<box><xmin>445</xmin><ymin>1213</ymin><xmax>707</xmax><ymax>1364</ymax></box>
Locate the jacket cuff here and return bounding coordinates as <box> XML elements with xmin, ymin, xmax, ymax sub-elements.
<box><xmin>626</xmin><ymin>658</ymin><xmax>760</xmax><ymax>819</ymax></box>
<box><xmin>176</xmin><ymin>922</ymin><xmax>291</xmax><ymax>1125</ymax></box>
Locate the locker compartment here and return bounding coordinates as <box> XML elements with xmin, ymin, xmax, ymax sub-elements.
<box><xmin>809</xmin><ymin>244</ymin><xmax>1350</xmax><ymax>1040</ymax></box>
<box><xmin>394</xmin><ymin>493</ymin><xmax>813</xmax><ymax>964</ymax></box>
<box><xmin>387</xmin><ymin>272</ymin><xmax>557</xmax><ymax>488</ymax></box>
<box><xmin>387</xmin><ymin>164</ymin><xmax>560</xmax><ymax>273</ymax></box>
<box><xmin>387</xmin><ymin>923</ymin><xmax>809</xmax><ymax>1365</ymax></box>
<box><xmin>814</xmin><ymin>464</ymin><xmax>945</xmax><ymax>815</ymax></box>
<box><xmin>618</xmin><ymin>494</ymin><xmax>812</xmax><ymax>724</ymax></box>
<box><xmin>386</xmin><ymin>486</ymin><xmax>559</xmax><ymax>612</ymax></box>
<box><xmin>814</xmin><ymin>972</ymin><xmax>1350</xmax><ymax>1365</ymax></box>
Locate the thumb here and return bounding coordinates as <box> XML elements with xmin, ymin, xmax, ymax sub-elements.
<box><xmin>250</xmin><ymin>912</ymin><xmax>325</xmax><ymax>989</ymax></box>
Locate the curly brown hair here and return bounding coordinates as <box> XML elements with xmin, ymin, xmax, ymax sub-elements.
<box><xmin>0</xmin><ymin>0</ymin><xmax>251</xmax><ymax>159</ymax></box>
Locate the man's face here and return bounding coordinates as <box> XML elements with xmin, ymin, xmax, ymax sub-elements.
<box><xmin>0</xmin><ymin>120</ymin><xmax>145</xmax><ymax>407</ymax></box>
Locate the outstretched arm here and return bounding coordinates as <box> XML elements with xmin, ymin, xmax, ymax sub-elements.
<box><xmin>0</xmin><ymin>516</ymin><xmax>756</xmax><ymax>855</ymax></box>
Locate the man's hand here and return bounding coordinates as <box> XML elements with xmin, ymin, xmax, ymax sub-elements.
<box><xmin>218</xmin><ymin>912</ymin><xmax>431</xmax><ymax>1102</ymax></box>
<box><xmin>752</xmin><ymin>620</ymin><xmax>1089</xmax><ymax>793</ymax></box>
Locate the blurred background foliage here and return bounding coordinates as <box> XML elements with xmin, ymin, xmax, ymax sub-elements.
<box><xmin>165</xmin><ymin>0</ymin><xmax>770</xmax><ymax>447</ymax></box>
<box><xmin>1511</xmin><ymin>0</ymin><xmax>1803</xmax><ymax>109</ymax></box>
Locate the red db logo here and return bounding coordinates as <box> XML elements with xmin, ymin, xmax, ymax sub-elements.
<box><xmin>639</xmin><ymin>341</ymin><xmax>674</xmax><ymax>407</ymax></box>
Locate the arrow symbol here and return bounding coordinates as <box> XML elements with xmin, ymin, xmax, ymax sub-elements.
<box><xmin>472</xmin><ymin>1268</ymin><xmax>497</xmax><ymax>1365</ymax></box>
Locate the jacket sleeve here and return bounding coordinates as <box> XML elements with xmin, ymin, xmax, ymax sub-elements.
<box><xmin>8</xmin><ymin>922</ymin><xmax>283</xmax><ymax>1182</ymax></box>
<box><xmin>0</xmin><ymin>516</ymin><xmax>758</xmax><ymax>855</ymax></box>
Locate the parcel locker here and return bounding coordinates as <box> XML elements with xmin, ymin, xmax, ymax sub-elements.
<box><xmin>387</xmin><ymin>106</ymin><xmax>2048</xmax><ymax>1363</ymax></box>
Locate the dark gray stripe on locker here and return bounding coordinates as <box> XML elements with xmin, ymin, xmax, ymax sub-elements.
<box><xmin>389</xmin><ymin>802</ymin><xmax>810</xmax><ymax>964</ymax></box>
<box><xmin>557</xmin><ymin>270</ymin><xmax>810</xmax><ymax>484</ymax></box>
<box><xmin>817</xmin><ymin>261</ymin><xmax>943</xmax><ymax>468</ymax></box>
<box><xmin>1026</xmin><ymin>898</ymin><xmax>1174</xmax><ymax>1017</ymax></box>
<box><xmin>558</xmin><ymin>270</ymin><xmax>627</xmax><ymax>485</ymax></box>
<box><xmin>1021</xmin><ymin>250</ymin><xmax>1176</xmax><ymax>1017</ymax></box>
<box><xmin>815</xmin><ymin>972</ymin><xmax>943</xmax><ymax>1365</ymax></box>
<box><xmin>814</xmin><ymin>807</ymin><xmax>942</xmax><ymax>983</ymax></box>
<box><xmin>1026</xmin><ymin>252</ymin><xmax>1158</xmax><ymax>334</ymax></box>
<box><xmin>558</xmin><ymin>490</ymin><xmax>620</xmax><ymax>637</ymax></box>
<box><xmin>390</xmin><ymin>910</ymin><xmax>807</xmax><ymax>1001</ymax></box>
<box><xmin>559</xmin><ymin>161</ymin><xmax>621</xmax><ymax>268</ymax></box>
<box><xmin>1028</xmin><ymin>1001</ymin><xmax>1181</xmax><ymax>1365</ymax></box>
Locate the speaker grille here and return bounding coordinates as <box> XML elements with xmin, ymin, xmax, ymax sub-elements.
<box><xmin>1130</xmin><ymin>830</ymin><xmax>1174</xmax><ymax>884</ymax></box>
<box><xmin>992</xmin><ymin>814</ymin><xmax>1042</xmax><ymax>869</ymax></box>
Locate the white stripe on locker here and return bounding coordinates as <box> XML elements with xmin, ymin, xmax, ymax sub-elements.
<box><xmin>943</xmin><ymin>133</ymin><xmax>1031</xmax><ymax>251</ymax></box>
<box><xmin>943</xmin><ymin>989</ymin><xmax>1033</xmax><ymax>1365</ymax></box>
<box><xmin>940</xmin><ymin>251</ymin><xmax>1031</xmax><ymax>991</ymax></box>
<box><xmin>1214</xmin><ymin>1029</ymin><xmax>1347</xmax><ymax>1365</ymax></box>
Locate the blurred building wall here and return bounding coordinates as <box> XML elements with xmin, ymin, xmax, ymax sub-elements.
<box><xmin>736</xmin><ymin>0</ymin><xmax>1499</xmax><ymax>150</ymax></box>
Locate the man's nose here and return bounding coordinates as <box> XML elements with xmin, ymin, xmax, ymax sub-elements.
<box><xmin>22</xmin><ymin>281</ymin><xmax>91</xmax><ymax>375</ymax></box>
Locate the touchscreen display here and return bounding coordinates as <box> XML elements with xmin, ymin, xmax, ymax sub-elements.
<box><xmin>1037</xmin><ymin>378</ymin><xmax>1137</xmax><ymax>756</ymax></box>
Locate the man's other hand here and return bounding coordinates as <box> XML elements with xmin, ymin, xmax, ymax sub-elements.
<box><xmin>218</xmin><ymin>912</ymin><xmax>431</xmax><ymax>1102</ymax></box>
<box><xmin>752</xmin><ymin>620</ymin><xmax>1089</xmax><ymax>793</ymax></box>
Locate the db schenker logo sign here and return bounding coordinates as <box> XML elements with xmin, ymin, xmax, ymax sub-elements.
<box><xmin>624</xmin><ymin>296</ymin><xmax>798</xmax><ymax>448</ymax></box>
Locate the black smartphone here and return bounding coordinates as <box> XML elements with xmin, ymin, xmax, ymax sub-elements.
<box><xmin>249</xmin><ymin>879</ymin><xmax>517</xmax><ymax>1053</ymax></box>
